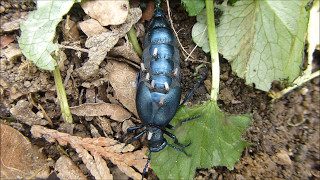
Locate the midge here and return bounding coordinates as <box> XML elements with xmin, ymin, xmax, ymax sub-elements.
<box><xmin>120</xmin><ymin>0</ymin><xmax>206</xmax><ymax>177</ymax></box>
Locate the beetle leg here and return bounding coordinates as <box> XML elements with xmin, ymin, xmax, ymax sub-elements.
<box><xmin>118</xmin><ymin>125</ymin><xmax>144</xmax><ymax>142</ymax></box>
<box><xmin>122</xmin><ymin>129</ymin><xmax>147</xmax><ymax>149</ymax></box>
<box><xmin>166</xmin><ymin>124</ymin><xmax>174</xmax><ymax>130</ymax></box>
<box><xmin>142</xmin><ymin>151</ymin><xmax>152</xmax><ymax>180</ymax></box>
<box><xmin>167</xmin><ymin>143</ymin><xmax>191</xmax><ymax>157</ymax></box>
<box><xmin>163</xmin><ymin>130</ymin><xmax>191</xmax><ymax>148</ymax></box>
<box><xmin>180</xmin><ymin>67</ymin><xmax>207</xmax><ymax>106</ymax></box>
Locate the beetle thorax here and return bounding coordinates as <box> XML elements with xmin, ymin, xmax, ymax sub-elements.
<box><xmin>147</xmin><ymin>127</ymin><xmax>167</xmax><ymax>152</ymax></box>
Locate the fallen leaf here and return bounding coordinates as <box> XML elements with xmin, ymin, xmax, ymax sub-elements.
<box><xmin>108</xmin><ymin>41</ymin><xmax>141</xmax><ymax>63</ymax></box>
<box><xmin>55</xmin><ymin>156</ymin><xmax>86</xmax><ymax>180</ymax></box>
<box><xmin>0</xmin><ymin>124</ymin><xmax>50</xmax><ymax>179</ymax></box>
<box><xmin>10</xmin><ymin>99</ymin><xmax>49</xmax><ymax>126</ymax></box>
<box><xmin>62</xmin><ymin>15</ymin><xmax>80</xmax><ymax>41</ymax></box>
<box><xmin>106</xmin><ymin>60</ymin><xmax>138</xmax><ymax>116</ymax></box>
<box><xmin>1</xmin><ymin>35</ymin><xmax>15</xmax><ymax>48</ymax></box>
<box><xmin>1</xmin><ymin>43</ymin><xmax>22</xmax><ymax>61</ymax></box>
<box><xmin>75</xmin><ymin>8</ymin><xmax>142</xmax><ymax>80</ymax></box>
<box><xmin>31</xmin><ymin>125</ymin><xmax>147</xmax><ymax>180</ymax></box>
<box><xmin>78</xmin><ymin>19</ymin><xmax>109</xmax><ymax>37</ymax></box>
<box><xmin>70</xmin><ymin>103</ymin><xmax>131</xmax><ymax>122</ymax></box>
<box><xmin>81</xmin><ymin>0</ymin><xmax>129</xmax><ymax>26</ymax></box>
<box><xmin>142</xmin><ymin>1</ymin><xmax>155</xmax><ymax>21</ymax></box>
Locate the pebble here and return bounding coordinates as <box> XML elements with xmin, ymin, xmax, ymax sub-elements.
<box><xmin>0</xmin><ymin>6</ymin><xmax>5</xmax><ymax>13</ymax></box>
<box><xmin>273</xmin><ymin>150</ymin><xmax>292</xmax><ymax>165</ymax></box>
<box><xmin>23</xmin><ymin>81</ymin><xmax>31</xmax><ymax>88</ymax></box>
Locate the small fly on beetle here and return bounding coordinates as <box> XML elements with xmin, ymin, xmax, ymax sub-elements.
<box><xmin>119</xmin><ymin>0</ymin><xmax>207</xmax><ymax>178</ymax></box>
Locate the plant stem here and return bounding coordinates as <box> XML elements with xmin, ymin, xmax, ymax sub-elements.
<box><xmin>205</xmin><ymin>0</ymin><xmax>220</xmax><ymax>101</ymax></box>
<box><xmin>128</xmin><ymin>26</ymin><xmax>143</xmax><ymax>57</ymax></box>
<box><xmin>270</xmin><ymin>70</ymin><xmax>320</xmax><ymax>100</ymax></box>
<box><xmin>53</xmin><ymin>65</ymin><xmax>73</xmax><ymax>123</ymax></box>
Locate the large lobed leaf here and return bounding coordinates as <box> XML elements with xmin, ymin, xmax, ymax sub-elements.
<box><xmin>19</xmin><ymin>1</ymin><xmax>79</xmax><ymax>70</ymax></box>
<box><xmin>151</xmin><ymin>101</ymin><xmax>251</xmax><ymax>179</ymax></box>
<box><xmin>181</xmin><ymin>0</ymin><xmax>205</xmax><ymax>16</ymax></box>
<box><xmin>192</xmin><ymin>1</ymin><xmax>309</xmax><ymax>91</ymax></box>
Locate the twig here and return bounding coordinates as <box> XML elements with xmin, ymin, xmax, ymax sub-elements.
<box><xmin>165</xmin><ymin>0</ymin><xmax>195</xmax><ymax>60</ymax></box>
<box><xmin>106</xmin><ymin>56</ymin><xmax>140</xmax><ymax>69</ymax></box>
<box><xmin>58</xmin><ymin>44</ymin><xmax>89</xmax><ymax>53</ymax></box>
<box><xmin>28</xmin><ymin>93</ymin><xmax>54</xmax><ymax>127</ymax></box>
<box><xmin>185</xmin><ymin>26</ymin><xmax>210</xmax><ymax>64</ymax></box>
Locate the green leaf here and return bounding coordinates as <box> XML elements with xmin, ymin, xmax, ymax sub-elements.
<box><xmin>192</xmin><ymin>1</ymin><xmax>309</xmax><ymax>91</ymax></box>
<box><xmin>151</xmin><ymin>101</ymin><xmax>251</xmax><ymax>179</ymax></box>
<box><xmin>19</xmin><ymin>1</ymin><xmax>78</xmax><ymax>71</ymax></box>
<box><xmin>181</xmin><ymin>0</ymin><xmax>205</xmax><ymax>16</ymax></box>
<box><xmin>217</xmin><ymin>0</ymin><xmax>309</xmax><ymax>91</ymax></box>
<box><xmin>192</xmin><ymin>10</ymin><xmax>209</xmax><ymax>53</ymax></box>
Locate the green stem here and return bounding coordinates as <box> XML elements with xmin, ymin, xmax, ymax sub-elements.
<box><xmin>53</xmin><ymin>65</ymin><xmax>73</xmax><ymax>123</ymax></box>
<box><xmin>205</xmin><ymin>0</ymin><xmax>220</xmax><ymax>101</ymax></box>
<box><xmin>128</xmin><ymin>26</ymin><xmax>143</xmax><ymax>57</ymax></box>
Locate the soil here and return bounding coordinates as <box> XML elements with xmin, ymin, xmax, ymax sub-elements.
<box><xmin>1</xmin><ymin>0</ymin><xmax>319</xmax><ymax>180</ymax></box>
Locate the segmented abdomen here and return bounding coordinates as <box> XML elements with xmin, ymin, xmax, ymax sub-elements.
<box><xmin>136</xmin><ymin>7</ymin><xmax>181</xmax><ymax>126</ymax></box>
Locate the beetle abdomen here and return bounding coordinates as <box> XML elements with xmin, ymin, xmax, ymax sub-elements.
<box><xmin>136</xmin><ymin>7</ymin><xmax>181</xmax><ymax>126</ymax></box>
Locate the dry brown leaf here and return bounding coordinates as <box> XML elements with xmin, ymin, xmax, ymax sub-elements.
<box><xmin>81</xmin><ymin>0</ymin><xmax>129</xmax><ymax>26</ymax></box>
<box><xmin>55</xmin><ymin>155</ymin><xmax>86</xmax><ymax>180</ymax></box>
<box><xmin>106</xmin><ymin>60</ymin><xmax>138</xmax><ymax>116</ymax></box>
<box><xmin>1</xmin><ymin>43</ymin><xmax>22</xmax><ymax>61</ymax></box>
<box><xmin>70</xmin><ymin>103</ymin><xmax>131</xmax><ymax>122</ymax></box>
<box><xmin>79</xmin><ymin>19</ymin><xmax>109</xmax><ymax>37</ymax></box>
<box><xmin>31</xmin><ymin>125</ymin><xmax>147</xmax><ymax>180</ymax></box>
<box><xmin>62</xmin><ymin>15</ymin><xmax>80</xmax><ymax>41</ymax></box>
<box><xmin>1</xmin><ymin>35</ymin><xmax>15</xmax><ymax>49</ymax></box>
<box><xmin>108</xmin><ymin>41</ymin><xmax>141</xmax><ymax>63</ymax></box>
<box><xmin>0</xmin><ymin>124</ymin><xmax>50</xmax><ymax>179</ymax></box>
<box><xmin>75</xmin><ymin>8</ymin><xmax>141</xmax><ymax>80</ymax></box>
<box><xmin>142</xmin><ymin>1</ymin><xmax>155</xmax><ymax>21</ymax></box>
<box><xmin>10</xmin><ymin>99</ymin><xmax>49</xmax><ymax>126</ymax></box>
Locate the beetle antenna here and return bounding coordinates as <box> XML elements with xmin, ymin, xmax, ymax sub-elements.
<box><xmin>142</xmin><ymin>151</ymin><xmax>152</xmax><ymax>180</ymax></box>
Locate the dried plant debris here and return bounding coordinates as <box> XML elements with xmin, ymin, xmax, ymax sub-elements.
<box><xmin>78</xmin><ymin>19</ymin><xmax>109</xmax><ymax>37</ymax></box>
<box><xmin>0</xmin><ymin>124</ymin><xmax>50</xmax><ymax>179</ymax></box>
<box><xmin>108</xmin><ymin>40</ymin><xmax>141</xmax><ymax>63</ymax></box>
<box><xmin>10</xmin><ymin>99</ymin><xmax>49</xmax><ymax>126</ymax></box>
<box><xmin>55</xmin><ymin>156</ymin><xmax>86</xmax><ymax>180</ymax></box>
<box><xmin>61</xmin><ymin>15</ymin><xmax>80</xmax><ymax>41</ymax></box>
<box><xmin>1</xmin><ymin>35</ymin><xmax>15</xmax><ymax>48</ymax></box>
<box><xmin>70</xmin><ymin>103</ymin><xmax>131</xmax><ymax>122</ymax></box>
<box><xmin>106</xmin><ymin>60</ymin><xmax>138</xmax><ymax>116</ymax></box>
<box><xmin>31</xmin><ymin>125</ymin><xmax>147</xmax><ymax>180</ymax></box>
<box><xmin>1</xmin><ymin>43</ymin><xmax>22</xmax><ymax>61</ymax></box>
<box><xmin>81</xmin><ymin>0</ymin><xmax>129</xmax><ymax>26</ymax></box>
<box><xmin>75</xmin><ymin>8</ymin><xmax>142</xmax><ymax>80</ymax></box>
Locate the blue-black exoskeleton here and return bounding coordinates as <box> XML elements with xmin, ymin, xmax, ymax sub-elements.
<box><xmin>120</xmin><ymin>1</ymin><xmax>205</xmax><ymax>178</ymax></box>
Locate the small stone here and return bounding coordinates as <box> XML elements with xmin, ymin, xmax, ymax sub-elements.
<box><xmin>24</xmin><ymin>81</ymin><xmax>31</xmax><ymax>88</ymax></box>
<box><xmin>0</xmin><ymin>6</ymin><xmax>5</xmax><ymax>13</ymax></box>
<box><xmin>273</xmin><ymin>150</ymin><xmax>292</xmax><ymax>165</ymax></box>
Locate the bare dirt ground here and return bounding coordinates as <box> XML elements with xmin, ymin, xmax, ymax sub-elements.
<box><xmin>1</xmin><ymin>0</ymin><xmax>319</xmax><ymax>179</ymax></box>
